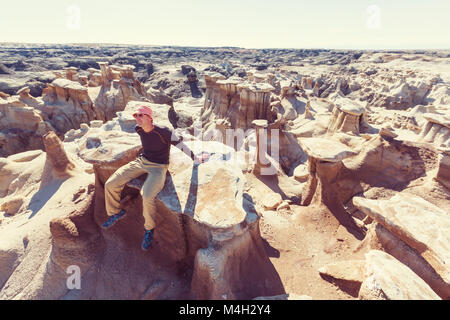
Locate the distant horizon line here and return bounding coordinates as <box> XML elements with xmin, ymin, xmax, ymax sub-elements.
<box><xmin>0</xmin><ymin>42</ymin><xmax>449</xmax><ymax>51</ymax></box>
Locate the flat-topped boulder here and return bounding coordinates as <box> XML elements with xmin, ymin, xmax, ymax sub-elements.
<box><xmin>419</xmin><ymin>113</ymin><xmax>450</xmax><ymax>148</ymax></box>
<box><xmin>424</xmin><ymin>113</ymin><xmax>450</xmax><ymax>128</ymax></box>
<box><xmin>298</xmin><ymin>137</ymin><xmax>357</xmax><ymax>162</ymax></box>
<box><xmin>238</xmin><ymin>82</ymin><xmax>275</xmax><ymax>92</ymax></box>
<box><xmin>52</xmin><ymin>78</ymin><xmax>87</xmax><ymax>91</ymax></box>
<box><xmin>353</xmin><ymin>194</ymin><xmax>450</xmax><ymax>285</ymax></box>
<box><xmin>359</xmin><ymin>250</ymin><xmax>441</xmax><ymax>300</ymax></box>
<box><xmin>204</xmin><ymin>72</ymin><xmax>226</xmax><ymax>86</ymax></box>
<box><xmin>124</xmin><ymin>142</ymin><xmax>254</xmax><ymax>229</ymax></box>
<box><xmin>252</xmin><ymin>119</ymin><xmax>269</xmax><ymax>128</ymax></box>
<box><xmin>298</xmin><ymin>137</ymin><xmax>363</xmax><ymax>237</ymax></box>
<box><xmin>70</xmin><ymin>105</ymin><xmax>275</xmax><ymax>299</ymax></box>
<box><xmin>17</xmin><ymin>86</ymin><xmax>30</xmax><ymax>96</ymax></box>
<box><xmin>334</xmin><ymin>96</ymin><xmax>366</xmax><ymax>116</ymax></box>
<box><xmin>327</xmin><ymin>96</ymin><xmax>367</xmax><ymax>135</ymax></box>
<box><xmin>216</xmin><ymin>77</ymin><xmax>242</xmax><ymax>86</ymax></box>
<box><xmin>74</xmin><ymin>101</ymin><xmax>173</xmax><ymax>166</ymax></box>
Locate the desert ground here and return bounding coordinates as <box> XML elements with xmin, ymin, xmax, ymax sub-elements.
<box><xmin>0</xmin><ymin>44</ymin><xmax>448</xmax><ymax>300</ymax></box>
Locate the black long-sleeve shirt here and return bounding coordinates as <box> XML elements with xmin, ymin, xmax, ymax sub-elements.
<box><xmin>135</xmin><ymin>125</ymin><xmax>194</xmax><ymax>164</ymax></box>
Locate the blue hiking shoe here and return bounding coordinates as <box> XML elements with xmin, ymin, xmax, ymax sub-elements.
<box><xmin>101</xmin><ymin>209</ymin><xmax>126</xmax><ymax>229</ymax></box>
<box><xmin>141</xmin><ymin>229</ymin><xmax>154</xmax><ymax>250</ymax></box>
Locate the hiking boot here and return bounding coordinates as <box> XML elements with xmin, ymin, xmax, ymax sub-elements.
<box><xmin>141</xmin><ymin>229</ymin><xmax>154</xmax><ymax>250</ymax></box>
<box><xmin>101</xmin><ymin>209</ymin><xmax>126</xmax><ymax>229</ymax></box>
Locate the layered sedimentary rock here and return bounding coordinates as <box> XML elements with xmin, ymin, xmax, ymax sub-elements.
<box><xmin>93</xmin><ymin>62</ymin><xmax>148</xmax><ymax>121</ymax></box>
<box><xmin>197</xmin><ymin>73</ymin><xmax>307</xmax><ymax>174</ymax></box>
<box><xmin>435</xmin><ymin>149</ymin><xmax>450</xmax><ymax>188</ymax></box>
<box><xmin>297</xmin><ymin>137</ymin><xmax>364</xmax><ymax>236</ymax></box>
<box><xmin>1</xmin><ymin>99</ymin><xmax>281</xmax><ymax>299</ymax></box>
<box><xmin>237</xmin><ymin>82</ymin><xmax>275</xmax><ymax>128</ymax></box>
<box><xmin>368</xmin><ymin>79</ymin><xmax>433</xmax><ymax>110</ymax></box>
<box><xmin>41</xmin><ymin>78</ymin><xmax>98</xmax><ymax>133</ymax></box>
<box><xmin>0</xmin><ymin>92</ymin><xmax>54</xmax><ymax>156</ymax></box>
<box><xmin>87</xmin><ymin>68</ymin><xmax>102</xmax><ymax>86</ymax></box>
<box><xmin>301</xmin><ymin>76</ymin><xmax>313</xmax><ymax>90</ymax></box>
<box><xmin>66</xmin><ymin>103</ymin><xmax>278</xmax><ymax>299</ymax></box>
<box><xmin>359</xmin><ymin>250</ymin><xmax>440</xmax><ymax>300</ymax></box>
<box><xmin>327</xmin><ymin>97</ymin><xmax>367</xmax><ymax>135</ymax></box>
<box><xmin>362</xmin><ymin>222</ymin><xmax>450</xmax><ymax>299</ymax></box>
<box><xmin>278</xmin><ymin>80</ymin><xmax>303</xmax><ymax>121</ymax></box>
<box><xmin>418</xmin><ymin>113</ymin><xmax>450</xmax><ymax>148</ymax></box>
<box><xmin>200</xmin><ymin>72</ymin><xmax>275</xmax><ymax>131</ymax></box>
<box><xmin>353</xmin><ymin>194</ymin><xmax>450</xmax><ymax>298</ymax></box>
<box><xmin>0</xmin><ymin>133</ymin><xmax>96</xmax><ymax>299</ymax></box>
<box><xmin>298</xmin><ymin>137</ymin><xmax>356</xmax><ymax>206</ymax></box>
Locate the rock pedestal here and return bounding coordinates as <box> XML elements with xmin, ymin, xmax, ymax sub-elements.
<box><xmin>252</xmin><ymin>119</ymin><xmax>272</xmax><ymax>175</ymax></box>
<box><xmin>200</xmin><ymin>73</ymin><xmax>275</xmax><ymax>131</ymax></box>
<box><xmin>327</xmin><ymin>97</ymin><xmax>366</xmax><ymax>135</ymax></box>
<box><xmin>298</xmin><ymin>137</ymin><xmax>362</xmax><ymax>235</ymax></box>
<box><xmin>74</xmin><ymin>106</ymin><xmax>281</xmax><ymax>299</ymax></box>
<box><xmin>418</xmin><ymin>113</ymin><xmax>450</xmax><ymax>148</ymax></box>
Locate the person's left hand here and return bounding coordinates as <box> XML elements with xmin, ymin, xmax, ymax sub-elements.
<box><xmin>194</xmin><ymin>152</ymin><xmax>210</xmax><ymax>164</ymax></box>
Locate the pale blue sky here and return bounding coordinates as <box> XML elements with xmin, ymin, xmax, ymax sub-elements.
<box><xmin>1</xmin><ymin>0</ymin><xmax>449</xmax><ymax>49</ymax></box>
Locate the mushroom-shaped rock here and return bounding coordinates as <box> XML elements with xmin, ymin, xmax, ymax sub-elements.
<box><xmin>252</xmin><ymin>119</ymin><xmax>275</xmax><ymax>175</ymax></box>
<box><xmin>298</xmin><ymin>137</ymin><xmax>362</xmax><ymax>236</ymax></box>
<box><xmin>17</xmin><ymin>86</ymin><xmax>31</xmax><ymax>98</ymax></box>
<box><xmin>353</xmin><ymin>193</ymin><xmax>450</xmax><ymax>293</ymax></box>
<box><xmin>76</xmin><ymin>115</ymin><xmax>279</xmax><ymax>299</ymax></box>
<box><xmin>327</xmin><ymin>97</ymin><xmax>366</xmax><ymax>135</ymax></box>
<box><xmin>418</xmin><ymin>113</ymin><xmax>450</xmax><ymax>148</ymax></box>
<box><xmin>298</xmin><ymin>137</ymin><xmax>357</xmax><ymax>163</ymax></box>
<box><xmin>64</xmin><ymin>66</ymin><xmax>79</xmax><ymax>81</ymax></box>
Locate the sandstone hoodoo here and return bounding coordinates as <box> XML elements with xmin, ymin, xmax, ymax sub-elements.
<box><xmin>418</xmin><ymin>113</ymin><xmax>450</xmax><ymax>148</ymax></box>
<box><xmin>0</xmin><ymin>43</ymin><xmax>449</xmax><ymax>300</ymax></box>
<box><xmin>327</xmin><ymin>97</ymin><xmax>367</xmax><ymax>135</ymax></box>
<box><xmin>297</xmin><ymin>137</ymin><xmax>363</xmax><ymax>237</ymax></box>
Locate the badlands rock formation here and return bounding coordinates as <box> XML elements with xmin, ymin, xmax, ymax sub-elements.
<box><xmin>0</xmin><ymin>44</ymin><xmax>449</xmax><ymax>300</ymax></box>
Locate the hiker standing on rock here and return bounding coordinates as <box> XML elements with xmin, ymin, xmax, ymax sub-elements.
<box><xmin>101</xmin><ymin>105</ymin><xmax>210</xmax><ymax>250</ymax></box>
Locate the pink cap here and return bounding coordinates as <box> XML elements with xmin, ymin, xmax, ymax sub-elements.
<box><xmin>133</xmin><ymin>105</ymin><xmax>153</xmax><ymax>118</ymax></box>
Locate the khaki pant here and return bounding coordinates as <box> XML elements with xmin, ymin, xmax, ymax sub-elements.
<box><xmin>104</xmin><ymin>155</ymin><xmax>169</xmax><ymax>230</ymax></box>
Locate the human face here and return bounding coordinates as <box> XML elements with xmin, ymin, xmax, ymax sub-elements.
<box><xmin>134</xmin><ymin>113</ymin><xmax>153</xmax><ymax>127</ymax></box>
